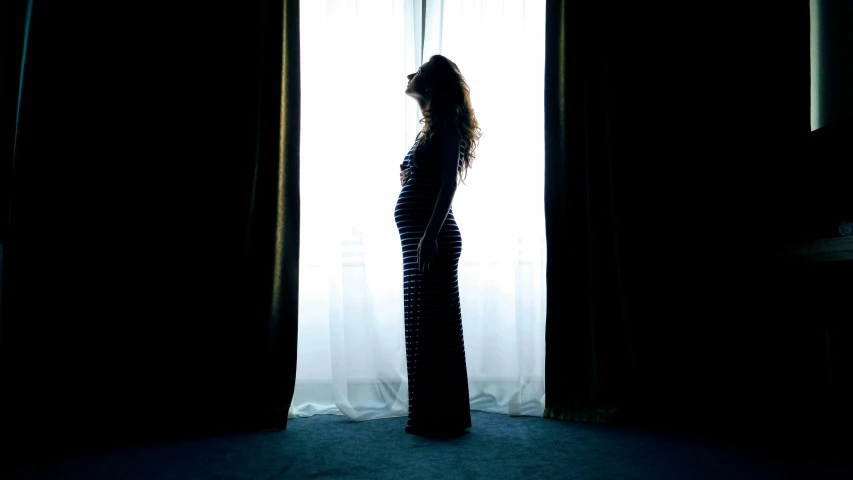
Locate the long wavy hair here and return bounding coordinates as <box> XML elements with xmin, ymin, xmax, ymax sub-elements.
<box><xmin>414</xmin><ymin>55</ymin><xmax>482</xmax><ymax>184</ymax></box>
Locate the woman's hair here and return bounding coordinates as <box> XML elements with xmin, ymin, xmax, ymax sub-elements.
<box><xmin>414</xmin><ymin>55</ymin><xmax>482</xmax><ymax>184</ymax></box>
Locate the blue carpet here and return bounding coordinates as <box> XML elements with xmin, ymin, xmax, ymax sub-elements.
<box><xmin>2</xmin><ymin>411</ymin><xmax>848</xmax><ymax>479</ymax></box>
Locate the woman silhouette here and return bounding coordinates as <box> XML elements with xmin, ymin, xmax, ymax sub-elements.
<box><xmin>395</xmin><ymin>55</ymin><xmax>482</xmax><ymax>436</ymax></box>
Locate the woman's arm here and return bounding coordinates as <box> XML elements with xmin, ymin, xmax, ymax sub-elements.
<box><xmin>423</xmin><ymin>130</ymin><xmax>462</xmax><ymax>241</ymax></box>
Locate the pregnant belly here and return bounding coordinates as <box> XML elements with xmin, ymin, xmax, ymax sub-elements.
<box><xmin>395</xmin><ymin>180</ymin><xmax>439</xmax><ymax>232</ymax></box>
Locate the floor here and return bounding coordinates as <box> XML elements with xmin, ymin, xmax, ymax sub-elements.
<box><xmin>2</xmin><ymin>411</ymin><xmax>848</xmax><ymax>479</ymax></box>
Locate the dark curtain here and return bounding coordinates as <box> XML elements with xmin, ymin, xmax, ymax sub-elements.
<box><xmin>543</xmin><ymin>0</ymin><xmax>634</xmax><ymax>424</ymax></box>
<box><xmin>544</xmin><ymin>0</ymin><xmax>810</xmax><ymax>443</ymax></box>
<box><xmin>0</xmin><ymin>0</ymin><xmax>300</xmax><ymax>461</ymax></box>
<box><xmin>0</xmin><ymin>0</ymin><xmax>30</xmax><ymax>246</ymax></box>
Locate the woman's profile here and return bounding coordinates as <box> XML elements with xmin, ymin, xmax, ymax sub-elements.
<box><xmin>395</xmin><ymin>55</ymin><xmax>482</xmax><ymax>436</ymax></box>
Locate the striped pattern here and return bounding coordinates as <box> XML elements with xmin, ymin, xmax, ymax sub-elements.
<box><xmin>394</xmin><ymin>139</ymin><xmax>471</xmax><ymax>432</ymax></box>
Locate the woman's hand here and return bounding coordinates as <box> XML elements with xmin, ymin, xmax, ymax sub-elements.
<box><xmin>400</xmin><ymin>164</ymin><xmax>410</xmax><ymax>187</ymax></box>
<box><xmin>418</xmin><ymin>235</ymin><xmax>439</xmax><ymax>273</ymax></box>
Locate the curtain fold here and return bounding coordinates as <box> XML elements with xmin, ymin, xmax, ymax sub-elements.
<box><xmin>273</xmin><ymin>0</ymin><xmax>302</xmax><ymax>427</ymax></box>
<box><xmin>543</xmin><ymin>0</ymin><xmax>635</xmax><ymax>424</ymax></box>
<box><xmin>246</xmin><ymin>0</ymin><xmax>301</xmax><ymax>430</ymax></box>
<box><xmin>0</xmin><ymin>0</ymin><xmax>300</xmax><ymax>458</ymax></box>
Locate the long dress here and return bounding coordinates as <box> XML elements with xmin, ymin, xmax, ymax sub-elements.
<box><xmin>394</xmin><ymin>137</ymin><xmax>472</xmax><ymax>433</ymax></box>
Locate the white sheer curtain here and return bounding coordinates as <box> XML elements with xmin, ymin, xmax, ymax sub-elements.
<box><xmin>290</xmin><ymin>0</ymin><xmax>546</xmax><ymax>421</ymax></box>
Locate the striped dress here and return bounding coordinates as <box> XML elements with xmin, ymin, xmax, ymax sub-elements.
<box><xmin>394</xmin><ymin>136</ymin><xmax>471</xmax><ymax>433</ymax></box>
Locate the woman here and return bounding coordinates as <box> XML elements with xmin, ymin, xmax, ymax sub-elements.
<box><xmin>395</xmin><ymin>55</ymin><xmax>482</xmax><ymax>436</ymax></box>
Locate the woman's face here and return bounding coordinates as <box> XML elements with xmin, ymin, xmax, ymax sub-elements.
<box><xmin>405</xmin><ymin>65</ymin><xmax>430</xmax><ymax>97</ymax></box>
